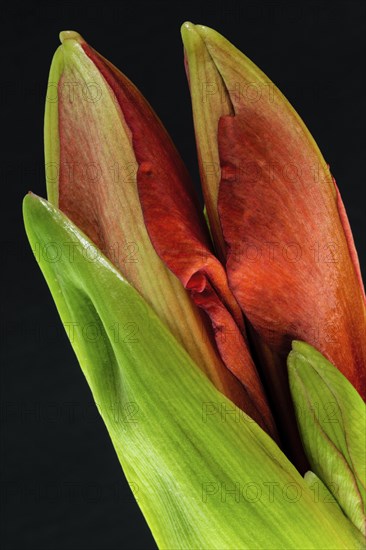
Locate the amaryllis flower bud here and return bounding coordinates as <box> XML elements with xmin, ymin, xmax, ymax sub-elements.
<box><xmin>180</xmin><ymin>22</ymin><xmax>366</xmax><ymax>464</ymax></box>
<box><xmin>44</xmin><ymin>31</ymin><xmax>276</xmax><ymax>435</ymax></box>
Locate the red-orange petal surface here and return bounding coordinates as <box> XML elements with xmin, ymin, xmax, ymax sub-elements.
<box><xmin>218</xmin><ymin>112</ymin><xmax>366</xmax><ymax>400</ymax></box>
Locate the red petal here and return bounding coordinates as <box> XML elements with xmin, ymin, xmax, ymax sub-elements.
<box><xmin>218</xmin><ymin>112</ymin><xmax>366</xmax><ymax>401</ymax></box>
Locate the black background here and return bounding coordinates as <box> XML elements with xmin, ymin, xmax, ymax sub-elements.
<box><xmin>2</xmin><ymin>1</ymin><xmax>365</xmax><ymax>549</ymax></box>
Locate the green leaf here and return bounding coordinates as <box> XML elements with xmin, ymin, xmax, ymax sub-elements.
<box><xmin>288</xmin><ymin>341</ymin><xmax>366</xmax><ymax>535</ymax></box>
<box><xmin>23</xmin><ymin>194</ymin><xmax>364</xmax><ymax>549</ymax></box>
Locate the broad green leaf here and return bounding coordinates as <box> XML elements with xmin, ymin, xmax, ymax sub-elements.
<box><xmin>288</xmin><ymin>341</ymin><xmax>366</xmax><ymax>535</ymax></box>
<box><xmin>23</xmin><ymin>194</ymin><xmax>364</xmax><ymax>549</ymax></box>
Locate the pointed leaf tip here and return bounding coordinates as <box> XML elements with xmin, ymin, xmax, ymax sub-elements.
<box><xmin>59</xmin><ymin>30</ymin><xmax>84</xmax><ymax>44</ymax></box>
<box><xmin>181</xmin><ymin>21</ymin><xmax>194</xmax><ymax>31</ymax></box>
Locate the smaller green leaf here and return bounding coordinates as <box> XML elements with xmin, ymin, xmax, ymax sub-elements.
<box><xmin>288</xmin><ymin>341</ymin><xmax>366</xmax><ymax>535</ymax></box>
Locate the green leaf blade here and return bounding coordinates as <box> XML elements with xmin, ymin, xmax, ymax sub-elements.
<box><xmin>24</xmin><ymin>194</ymin><xmax>364</xmax><ymax>549</ymax></box>
<box><xmin>288</xmin><ymin>341</ymin><xmax>366</xmax><ymax>536</ymax></box>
